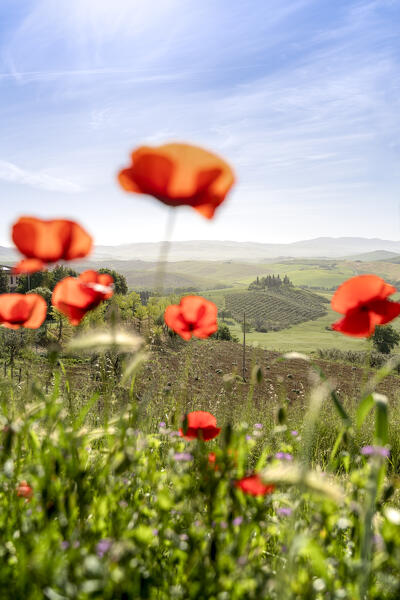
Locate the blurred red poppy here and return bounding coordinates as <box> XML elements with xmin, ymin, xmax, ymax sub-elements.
<box><xmin>52</xmin><ymin>270</ymin><xmax>114</xmax><ymax>325</ymax></box>
<box><xmin>13</xmin><ymin>258</ymin><xmax>46</xmax><ymax>274</ymax></box>
<box><xmin>17</xmin><ymin>480</ymin><xmax>33</xmax><ymax>500</ymax></box>
<box><xmin>180</xmin><ymin>411</ymin><xmax>221</xmax><ymax>441</ymax></box>
<box><xmin>208</xmin><ymin>452</ymin><xmax>217</xmax><ymax>464</ymax></box>
<box><xmin>235</xmin><ymin>474</ymin><xmax>275</xmax><ymax>496</ymax></box>
<box><xmin>0</xmin><ymin>294</ymin><xmax>47</xmax><ymax>329</ymax></box>
<box><xmin>165</xmin><ymin>296</ymin><xmax>217</xmax><ymax>340</ymax></box>
<box><xmin>12</xmin><ymin>217</ymin><xmax>92</xmax><ymax>273</ymax></box>
<box><xmin>331</xmin><ymin>274</ymin><xmax>400</xmax><ymax>337</ymax></box>
<box><xmin>118</xmin><ymin>143</ymin><xmax>235</xmax><ymax>219</ymax></box>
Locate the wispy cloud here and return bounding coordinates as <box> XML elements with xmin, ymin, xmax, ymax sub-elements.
<box><xmin>0</xmin><ymin>160</ymin><xmax>83</xmax><ymax>193</ymax></box>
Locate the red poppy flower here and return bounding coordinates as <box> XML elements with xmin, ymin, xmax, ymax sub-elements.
<box><xmin>12</xmin><ymin>216</ymin><xmax>92</xmax><ymax>273</ymax></box>
<box><xmin>0</xmin><ymin>294</ymin><xmax>47</xmax><ymax>329</ymax></box>
<box><xmin>180</xmin><ymin>411</ymin><xmax>221</xmax><ymax>441</ymax></box>
<box><xmin>52</xmin><ymin>270</ymin><xmax>114</xmax><ymax>325</ymax></box>
<box><xmin>118</xmin><ymin>143</ymin><xmax>235</xmax><ymax>219</ymax></box>
<box><xmin>164</xmin><ymin>296</ymin><xmax>218</xmax><ymax>340</ymax></box>
<box><xmin>331</xmin><ymin>274</ymin><xmax>400</xmax><ymax>337</ymax></box>
<box><xmin>235</xmin><ymin>474</ymin><xmax>275</xmax><ymax>496</ymax></box>
<box><xmin>17</xmin><ymin>480</ymin><xmax>33</xmax><ymax>500</ymax></box>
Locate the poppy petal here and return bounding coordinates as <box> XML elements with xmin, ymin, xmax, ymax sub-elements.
<box><xmin>235</xmin><ymin>474</ymin><xmax>275</xmax><ymax>496</ymax></box>
<box><xmin>332</xmin><ymin>275</ymin><xmax>395</xmax><ymax>314</ymax></box>
<box><xmin>13</xmin><ymin>258</ymin><xmax>45</xmax><ymax>274</ymax></box>
<box><xmin>332</xmin><ymin>308</ymin><xmax>373</xmax><ymax>337</ymax></box>
<box><xmin>368</xmin><ymin>299</ymin><xmax>400</xmax><ymax>325</ymax></box>
<box><xmin>0</xmin><ymin>294</ymin><xmax>46</xmax><ymax>329</ymax></box>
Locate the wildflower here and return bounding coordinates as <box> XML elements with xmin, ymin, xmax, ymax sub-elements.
<box><xmin>246</xmin><ymin>435</ymin><xmax>252</xmax><ymax>441</ymax></box>
<box><xmin>12</xmin><ymin>216</ymin><xmax>92</xmax><ymax>273</ymax></box>
<box><xmin>118</xmin><ymin>142</ymin><xmax>235</xmax><ymax>219</ymax></box>
<box><xmin>164</xmin><ymin>296</ymin><xmax>217</xmax><ymax>340</ymax></box>
<box><xmin>96</xmin><ymin>539</ymin><xmax>112</xmax><ymax>558</ymax></box>
<box><xmin>159</xmin><ymin>421</ymin><xmax>166</xmax><ymax>428</ymax></box>
<box><xmin>235</xmin><ymin>474</ymin><xmax>275</xmax><ymax>496</ymax></box>
<box><xmin>232</xmin><ymin>516</ymin><xmax>243</xmax><ymax>526</ymax></box>
<box><xmin>254</xmin><ymin>423</ymin><xmax>263</xmax><ymax>429</ymax></box>
<box><xmin>361</xmin><ymin>445</ymin><xmax>390</xmax><ymax>458</ymax></box>
<box><xmin>275</xmin><ymin>452</ymin><xmax>293</xmax><ymax>461</ymax></box>
<box><xmin>0</xmin><ymin>294</ymin><xmax>47</xmax><ymax>329</ymax></box>
<box><xmin>179</xmin><ymin>411</ymin><xmax>221</xmax><ymax>441</ymax></box>
<box><xmin>173</xmin><ymin>452</ymin><xmax>193</xmax><ymax>462</ymax></box>
<box><xmin>277</xmin><ymin>507</ymin><xmax>293</xmax><ymax>517</ymax></box>
<box><xmin>52</xmin><ymin>270</ymin><xmax>114</xmax><ymax>325</ymax></box>
<box><xmin>331</xmin><ymin>274</ymin><xmax>400</xmax><ymax>337</ymax></box>
<box><xmin>208</xmin><ymin>452</ymin><xmax>217</xmax><ymax>463</ymax></box>
<box><xmin>16</xmin><ymin>480</ymin><xmax>33</xmax><ymax>500</ymax></box>
<box><xmin>291</xmin><ymin>430</ymin><xmax>298</xmax><ymax>437</ymax></box>
<box><xmin>61</xmin><ymin>541</ymin><xmax>70</xmax><ymax>550</ymax></box>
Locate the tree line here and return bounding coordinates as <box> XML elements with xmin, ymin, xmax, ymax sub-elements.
<box><xmin>248</xmin><ymin>273</ymin><xmax>293</xmax><ymax>290</ymax></box>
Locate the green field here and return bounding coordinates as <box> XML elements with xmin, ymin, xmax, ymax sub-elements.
<box><xmin>225</xmin><ymin>287</ymin><xmax>328</xmax><ymax>331</ymax></box>
<box><xmin>226</xmin><ymin>308</ymin><xmax>371</xmax><ymax>353</ymax></box>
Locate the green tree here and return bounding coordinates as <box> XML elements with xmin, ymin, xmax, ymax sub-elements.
<box><xmin>28</xmin><ymin>287</ymin><xmax>52</xmax><ymax>319</ymax></box>
<box><xmin>51</xmin><ymin>265</ymin><xmax>78</xmax><ymax>288</ymax></box>
<box><xmin>212</xmin><ymin>323</ymin><xmax>238</xmax><ymax>342</ymax></box>
<box><xmin>372</xmin><ymin>325</ymin><xmax>400</xmax><ymax>354</ymax></box>
<box><xmin>0</xmin><ymin>269</ymin><xmax>9</xmax><ymax>293</ymax></box>
<box><xmin>0</xmin><ymin>329</ymin><xmax>26</xmax><ymax>366</ymax></box>
<box><xmin>98</xmin><ymin>269</ymin><xmax>128</xmax><ymax>295</ymax></box>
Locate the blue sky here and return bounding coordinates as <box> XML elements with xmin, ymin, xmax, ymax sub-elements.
<box><xmin>0</xmin><ymin>0</ymin><xmax>399</xmax><ymax>246</ymax></box>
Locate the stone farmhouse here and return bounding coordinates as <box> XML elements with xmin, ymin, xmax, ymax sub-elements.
<box><xmin>0</xmin><ymin>265</ymin><xmax>19</xmax><ymax>290</ymax></box>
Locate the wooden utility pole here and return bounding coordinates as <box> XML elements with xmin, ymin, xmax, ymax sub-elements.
<box><xmin>242</xmin><ymin>311</ymin><xmax>246</xmax><ymax>381</ymax></box>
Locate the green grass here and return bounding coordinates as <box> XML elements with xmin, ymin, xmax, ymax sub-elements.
<box><xmin>227</xmin><ymin>308</ymin><xmax>370</xmax><ymax>353</ymax></box>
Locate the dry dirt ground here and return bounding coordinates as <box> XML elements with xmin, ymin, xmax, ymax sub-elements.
<box><xmin>135</xmin><ymin>340</ymin><xmax>400</xmax><ymax>422</ymax></box>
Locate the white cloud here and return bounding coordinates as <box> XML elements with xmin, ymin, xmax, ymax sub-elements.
<box><xmin>0</xmin><ymin>160</ymin><xmax>83</xmax><ymax>193</ymax></box>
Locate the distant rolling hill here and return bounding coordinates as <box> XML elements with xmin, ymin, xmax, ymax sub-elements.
<box><xmin>91</xmin><ymin>237</ymin><xmax>400</xmax><ymax>261</ymax></box>
<box><xmin>345</xmin><ymin>250</ymin><xmax>400</xmax><ymax>262</ymax></box>
<box><xmin>3</xmin><ymin>237</ymin><xmax>400</xmax><ymax>265</ymax></box>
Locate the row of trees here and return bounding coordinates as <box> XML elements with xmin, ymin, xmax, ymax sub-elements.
<box><xmin>248</xmin><ymin>274</ymin><xmax>292</xmax><ymax>290</ymax></box>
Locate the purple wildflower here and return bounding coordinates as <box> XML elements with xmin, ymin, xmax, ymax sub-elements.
<box><xmin>277</xmin><ymin>507</ymin><xmax>293</xmax><ymax>517</ymax></box>
<box><xmin>180</xmin><ymin>533</ymin><xmax>189</xmax><ymax>541</ymax></box>
<box><xmin>254</xmin><ymin>423</ymin><xmax>263</xmax><ymax>429</ymax></box>
<box><xmin>61</xmin><ymin>541</ymin><xmax>70</xmax><ymax>550</ymax></box>
<box><xmin>291</xmin><ymin>430</ymin><xmax>298</xmax><ymax>437</ymax></box>
<box><xmin>153</xmin><ymin>529</ymin><xmax>159</xmax><ymax>536</ymax></box>
<box><xmin>159</xmin><ymin>422</ymin><xmax>166</xmax><ymax>428</ymax></box>
<box><xmin>361</xmin><ymin>445</ymin><xmax>390</xmax><ymax>458</ymax></box>
<box><xmin>275</xmin><ymin>452</ymin><xmax>293</xmax><ymax>461</ymax></box>
<box><xmin>173</xmin><ymin>452</ymin><xmax>193</xmax><ymax>462</ymax></box>
<box><xmin>246</xmin><ymin>435</ymin><xmax>252</xmax><ymax>441</ymax></box>
<box><xmin>233</xmin><ymin>516</ymin><xmax>243</xmax><ymax>526</ymax></box>
<box><xmin>96</xmin><ymin>539</ymin><xmax>112</xmax><ymax>558</ymax></box>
